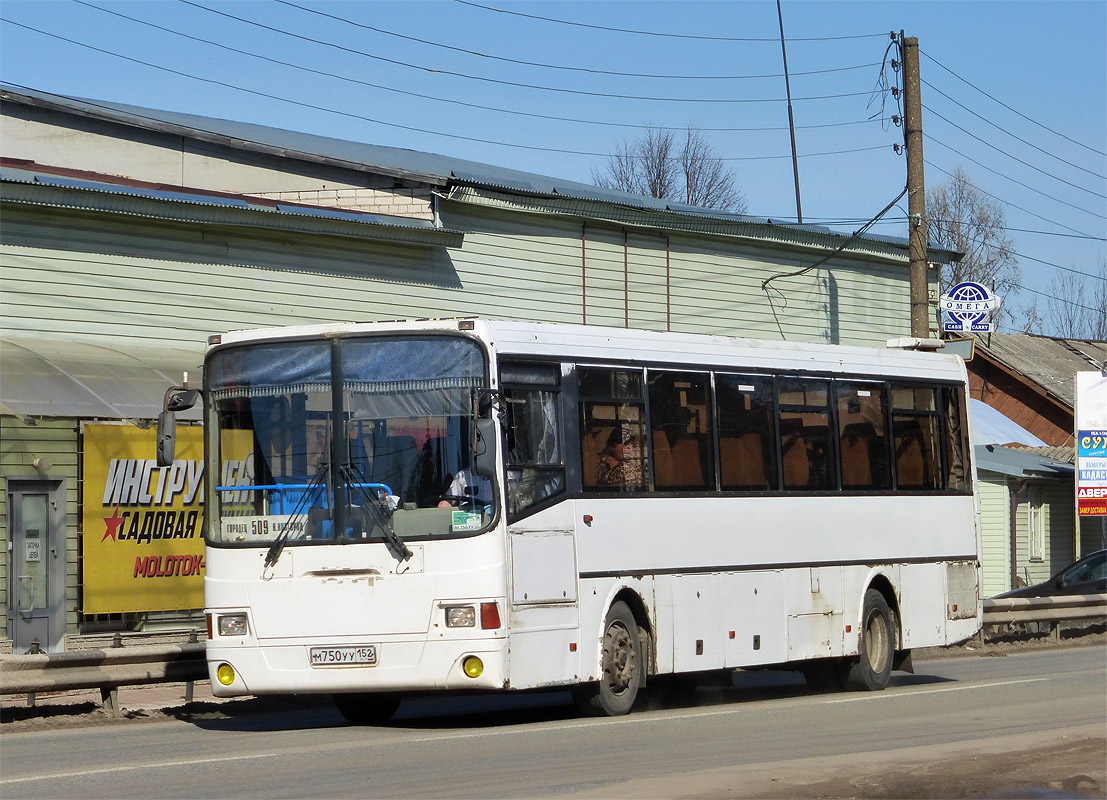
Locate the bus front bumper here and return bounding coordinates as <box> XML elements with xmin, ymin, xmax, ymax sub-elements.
<box><xmin>206</xmin><ymin>637</ymin><xmax>508</xmax><ymax>697</ymax></box>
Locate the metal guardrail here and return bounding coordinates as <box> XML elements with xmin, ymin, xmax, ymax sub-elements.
<box><xmin>982</xmin><ymin>593</ymin><xmax>1107</xmax><ymax>627</ymax></box>
<box><xmin>2</xmin><ymin>596</ymin><xmax>1103</xmax><ymax>716</ymax></box>
<box><xmin>0</xmin><ymin>643</ymin><xmax>206</xmax><ymax>716</ymax></box>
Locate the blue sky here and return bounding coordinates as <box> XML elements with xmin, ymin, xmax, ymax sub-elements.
<box><xmin>1</xmin><ymin>0</ymin><xmax>1103</xmax><ymax>335</ymax></box>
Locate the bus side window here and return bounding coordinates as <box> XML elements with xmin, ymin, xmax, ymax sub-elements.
<box><xmin>836</xmin><ymin>383</ymin><xmax>891</xmax><ymax>490</ymax></box>
<box><xmin>579</xmin><ymin>368</ymin><xmax>647</xmax><ymax>493</ymax></box>
<box><xmin>500</xmin><ymin>362</ymin><xmax>566</xmax><ymax>517</ymax></box>
<box><xmin>716</xmin><ymin>375</ymin><xmax>777</xmax><ymax>491</ymax></box>
<box><xmin>648</xmin><ymin>370</ymin><xmax>715</xmax><ymax>491</ymax></box>
<box><xmin>778</xmin><ymin>379</ymin><xmax>833</xmax><ymax>491</ymax></box>
<box><xmin>891</xmin><ymin>385</ymin><xmax>943</xmax><ymax>490</ymax></box>
<box><xmin>942</xmin><ymin>386</ymin><xmax>970</xmax><ymax>492</ymax></box>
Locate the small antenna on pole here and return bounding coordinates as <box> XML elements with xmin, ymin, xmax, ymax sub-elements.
<box><xmin>777</xmin><ymin>0</ymin><xmax>802</xmax><ymax>224</ymax></box>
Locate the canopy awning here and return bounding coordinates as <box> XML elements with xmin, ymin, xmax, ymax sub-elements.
<box><xmin>1</xmin><ymin>337</ymin><xmax>203</xmax><ymax>420</ymax></box>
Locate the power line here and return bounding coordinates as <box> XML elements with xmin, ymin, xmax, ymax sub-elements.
<box><xmin>920</xmin><ymin>48</ymin><xmax>1106</xmax><ymax>158</ymax></box>
<box><xmin>761</xmin><ymin>184</ymin><xmax>909</xmax><ymax>290</ymax></box>
<box><xmin>1007</xmin><ymin>249</ymin><xmax>1107</xmax><ymax>282</ymax></box>
<box><xmin>275</xmin><ymin>0</ymin><xmax>880</xmax><ymax>81</ymax></box>
<box><xmin>453</xmin><ymin>0</ymin><xmax>888</xmax><ymax>42</ymax></box>
<box><xmin>0</xmin><ymin>22</ymin><xmax>891</xmax><ymax>164</ymax></box>
<box><xmin>861</xmin><ymin>217</ymin><xmax>1106</xmax><ymax>242</ymax></box>
<box><xmin>72</xmin><ymin>1</ymin><xmax>884</xmax><ymax>136</ymax></box>
<box><xmin>925</xmin><ymin>162</ymin><xmax>1094</xmax><ymax>238</ymax></box>
<box><xmin>922</xmin><ymin>78</ymin><xmax>1105</xmax><ymax>181</ymax></box>
<box><xmin>923</xmin><ymin>103</ymin><xmax>1105</xmax><ymax>199</ymax></box>
<box><xmin>937</xmin><ymin>218</ymin><xmax>1107</xmax><ymax>283</ymax></box>
<box><xmin>1012</xmin><ymin>281</ymin><xmax>1103</xmax><ymax>314</ymax></box>
<box><xmin>180</xmin><ymin>1</ymin><xmax>874</xmax><ymax>105</ymax></box>
<box><xmin>927</xmin><ymin>136</ymin><xmax>1106</xmax><ymax>221</ymax></box>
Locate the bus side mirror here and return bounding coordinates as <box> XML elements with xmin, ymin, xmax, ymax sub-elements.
<box><xmin>472</xmin><ymin>418</ymin><xmax>497</xmax><ymax>479</ymax></box>
<box><xmin>166</xmin><ymin>390</ymin><xmax>199</xmax><ymax>413</ymax></box>
<box><xmin>157</xmin><ymin>410</ymin><xmax>178</xmax><ymax>467</ymax></box>
<box><xmin>157</xmin><ymin>389</ymin><xmax>199</xmax><ymax>467</ymax></box>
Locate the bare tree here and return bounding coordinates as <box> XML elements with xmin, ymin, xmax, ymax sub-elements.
<box><xmin>927</xmin><ymin>166</ymin><xmax>1019</xmax><ymax>323</ymax></box>
<box><xmin>1045</xmin><ymin>255</ymin><xmax>1107</xmax><ymax>339</ymax></box>
<box><xmin>592</xmin><ymin>126</ymin><xmax>746</xmax><ymax>213</ymax></box>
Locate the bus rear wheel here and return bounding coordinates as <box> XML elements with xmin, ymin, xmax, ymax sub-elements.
<box><xmin>334</xmin><ymin>692</ymin><xmax>402</xmax><ymax>724</ymax></box>
<box><xmin>847</xmin><ymin>589</ymin><xmax>895</xmax><ymax>691</ymax></box>
<box><xmin>573</xmin><ymin>601</ymin><xmax>641</xmax><ymax>716</ymax></box>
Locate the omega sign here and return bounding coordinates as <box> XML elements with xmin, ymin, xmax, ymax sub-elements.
<box><xmin>940</xmin><ymin>281</ymin><xmax>1001</xmax><ymax>333</ymax></box>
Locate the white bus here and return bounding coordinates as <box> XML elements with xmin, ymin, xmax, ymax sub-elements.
<box><xmin>159</xmin><ymin>319</ymin><xmax>981</xmax><ymax>721</ymax></box>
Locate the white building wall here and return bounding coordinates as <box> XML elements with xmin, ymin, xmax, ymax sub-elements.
<box><xmin>978</xmin><ymin>474</ymin><xmax>1012</xmax><ymax>597</ymax></box>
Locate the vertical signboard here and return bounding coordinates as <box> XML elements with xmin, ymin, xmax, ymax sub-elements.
<box><xmin>1075</xmin><ymin>372</ymin><xmax>1107</xmax><ymax>518</ymax></box>
<box><xmin>82</xmin><ymin>424</ymin><xmax>205</xmax><ymax>614</ymax></box>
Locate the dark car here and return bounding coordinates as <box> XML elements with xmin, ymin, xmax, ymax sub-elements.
<box><xmin>995</xmin><ymin>549</ymin><xmax>1107</xmax><ymax>598</ymax></box>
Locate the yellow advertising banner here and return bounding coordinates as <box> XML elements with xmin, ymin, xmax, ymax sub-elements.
<box><xmin>82</xmin><ymin>424</ymin><xmax>205</xmax><ymax>614</ymax></box>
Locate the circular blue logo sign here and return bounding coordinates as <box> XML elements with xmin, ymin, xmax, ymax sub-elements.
<box><xmin>940</xmin><ymin>281</ymin><xmax>1000</xmax><ymax>332</ymax></box>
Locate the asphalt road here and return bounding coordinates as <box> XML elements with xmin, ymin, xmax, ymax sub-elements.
<box><xmin>1</xmin><ymin>647</ymin><xmax>1104</xmax><ymax>799</ymax></box>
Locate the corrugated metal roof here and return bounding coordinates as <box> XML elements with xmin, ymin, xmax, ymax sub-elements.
<box><xmin>1</xmin><ymin>166</ymin><xmax>465</xmax><ymax>247</ymax></box>
<box><xmin>1003</xmin><ymin>444</ymin><xmax>1075</xmax><ymax>463</ymax></box>
<box><xmin>974</xmin><ymin>332</ymin><xmax>1107</xmax><ymax>408</ymax></box>
<box><xmin>1</xmin><ymin>164</ymin><xmax>453</xmax><ymax>230</ymax></box>
<box><xmin>449</xmin><ymin>186</ymin><xmax>917</xmax><ymax>262</ymax></box>
<box><xmin>2</xmin><ymin>84</ymin><xmax>961</xmax><ymax>262</ymax></box>
<box><xmin>1</xmin><ymin>337</ymin><xmax>203</xmax><ymax>420</ymax></box>
<box><xmin>974</xmin><ymin>443</ymin><xmax>1074</xmax><ymax>479</ymax></box>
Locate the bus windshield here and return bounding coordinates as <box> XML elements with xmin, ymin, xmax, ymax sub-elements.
<box><xmin>206</xmin><ymin>335</ymin><xmax>491</xmax><ymax>547</ymax></box>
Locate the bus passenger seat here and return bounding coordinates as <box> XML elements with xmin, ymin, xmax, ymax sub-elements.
<box><xmin>669</xmin><ymin>438</ymin><xmax>705</xmax><ymax>487</ymax></box>
<box><xmin>896</xmin><ymin>431</ymin><xmax>926</xmax><ymax>487</ymax></box>
<box><xmin>781</xmin><ymin>434</ymin><xmax>810</xmax><ymax>488</ymax></box>
<box><xmin>652</xmin><ymin>431</ymin><xmax>674</xmax><ymax>487</ymax></box>
<box><xmin>581</xmin><ymin>427</ymin><xmax>612</xmax><ymax>488</ymax></box>
<box><xmin>720</xmin><ymin>434</ymin><xmax>766</xmax><ymax>488</ymax></box>
<box><xmin>840</xmin><ymin>424</ymin><xmax>874</xmax><ymax>488</ymax></box>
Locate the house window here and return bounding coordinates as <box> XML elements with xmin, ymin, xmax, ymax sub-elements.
<box><xmin>1028</xmin><ymin>485</ymin><xmax>1045</xmax><ymax>562</ymax></box>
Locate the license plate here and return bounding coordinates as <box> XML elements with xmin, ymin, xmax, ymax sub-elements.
<box><xmin>309</xmin><ymin>645</ymin><xmax>378</xmax><ymax>667</ymax></box>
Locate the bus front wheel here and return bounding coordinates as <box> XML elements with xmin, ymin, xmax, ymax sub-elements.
<box><xmin>573</xmin><ymin>601</ymin><xmax>641</xmax><ymax>716</ymax></box>
<box><xmin>334</xmin><ymin>692</ymin><xmax>402</xmax><ymax>724</ymax></box>
<box><xmin>847</xmin><ymin>589</ymin><xmax>895</xmax><ymax>691</ymax></box>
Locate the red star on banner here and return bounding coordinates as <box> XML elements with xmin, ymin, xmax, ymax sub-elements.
<box><xmin>102</xmin><ymin>506</ymin><xmax>124</xmax><ymax>542</ymax></box>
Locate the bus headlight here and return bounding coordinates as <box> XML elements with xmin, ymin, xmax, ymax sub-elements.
<box><xmin>445</xmin><ymin>606</ymin><xmax>476</xmax><ymax>627</ymax></box>
<box><xmin>216</xmin><ymin>663</ymin><xmax>236</xmax><ymax>686</ymax></box>
<box><xmin>218</xmin><ymin>614</ymin><xmax>249</xmax><ymax>636</ymax></box>
<box><xmin>462</xmin><ymin>656</ymin><xmax>484</xmax><ymax>678</ymax></box>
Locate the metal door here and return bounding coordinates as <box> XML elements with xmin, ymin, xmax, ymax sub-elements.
<box><xmin>8</xmin><ymin>480</ymin><xmax>66</xmax><ymax>653</ymax></box>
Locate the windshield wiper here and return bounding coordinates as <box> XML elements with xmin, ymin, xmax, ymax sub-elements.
<box><xmin>264</xmin><ymin>459</ymin><xmax>328</xmax><ymax>569</ymax></box>
<box><xmin>341</xmin><ymin>464</ymin><xmax>412</xmax><ymax>562</ymax></box>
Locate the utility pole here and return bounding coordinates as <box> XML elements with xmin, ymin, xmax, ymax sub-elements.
<box><xmin>901</xmin><ymin>33</ymin><xmax>929</xmax><ymax>339</ymax></box>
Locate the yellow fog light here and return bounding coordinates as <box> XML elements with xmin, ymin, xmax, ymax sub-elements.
<box><xmin>216</xmin><ymin>663</ymin><xmax>236</xmax><ymax>686</ymax></box>
<box><xmin>462</xmin><ymin>656</ymin><xmax>484</xmax><ymax>678</ymax></box>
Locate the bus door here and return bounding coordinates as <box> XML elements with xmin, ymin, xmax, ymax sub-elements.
<box><xmin>499</xmin><ymin>362</ymin><xmax>577</xmax><ymax>687</ymax></box>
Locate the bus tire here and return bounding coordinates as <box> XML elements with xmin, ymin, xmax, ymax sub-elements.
<box><xmin>573</xmin><ymin>601</ymin><xmax>641</xmax><ymax>716</ymax></box>
<box><xmin>847</xmin><ymin>589</ymin><xmax>895</xmax><ymax>691</ymax></box>
<box><xmin>334</xmin><ymin>692</ymin><xmax>402</xmax><ymax>724</ymax></box>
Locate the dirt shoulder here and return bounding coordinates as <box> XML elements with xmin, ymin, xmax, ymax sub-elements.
<box><xmin>561</xmin><ymin>726</ymin><xmax>1105</xmax><ymax>800</ymax></box>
